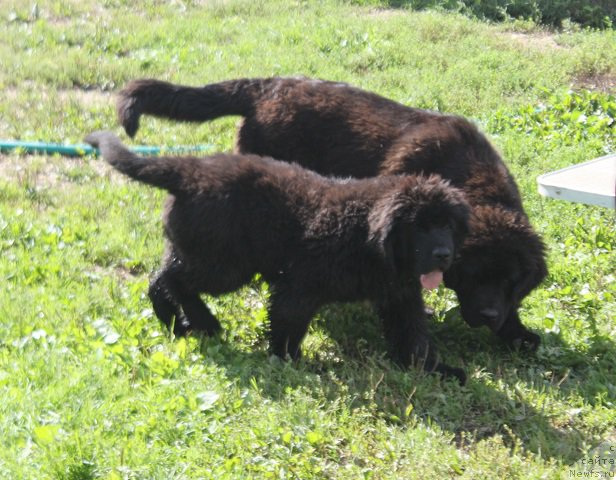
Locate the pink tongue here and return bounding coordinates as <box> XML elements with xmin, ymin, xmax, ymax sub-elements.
<box><xmin>420</xmin><ymin>271</ymin><xmax>443</xmax><ymax>290</ymax></box>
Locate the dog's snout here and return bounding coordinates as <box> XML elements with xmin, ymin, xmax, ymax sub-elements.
<box><xmin>432</xmin><ymin>246</ymin><xmax>452</xmax><ymax>263</ymax></box>
<box><xmin>479</xmin><ymin>308</ymin><xmax>499</xmax><ymax>323</ymax></box>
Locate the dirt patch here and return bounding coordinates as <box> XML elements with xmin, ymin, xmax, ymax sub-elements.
<box><xmin>3</xmin><ymin>85</ymin><xmax>114</xmax><ymax>107</ymax></box>
<box><xmin>500</xmin><ymin>31</ymin><xmax>564</xmax><ymax>52</ymax></box>
<box><xmin>364</xmin><ymin>8</ymin><xmax>407</xmax><ymax>19</ymax></box>
<box><xmin>572</xmin><ymin>72</ymin><xmax>616</xmax><ymax>93</ymax></box>
<box><xmin>58</xmin><ymin>88</ymin><xmax>115</xmax><ymax>108</ymax></box>
<box><xmin>0</xmin><ymin>154</ymin><xmax>120</xmax><ymax>191</ymax></box>
<box><xmin>91</xmin><ymin>264</ymin><xmax>144</xmax><ymax>282</ymax></box>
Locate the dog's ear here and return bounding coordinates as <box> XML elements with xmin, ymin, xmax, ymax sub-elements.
<box><xmin>509</xmin><ymin>224</ymin><xmax>548</xmax><ymax>302</ymax></box>
<box><xmin>515</xmin><ymin>255</ymin><xmax>548</xmax><ymax>302</ymax></box>
<box><xmin>368</xmin><ymin>198</ymin><xmax>412</xmax><ymax>275</ymax></box>
<box><xmin>387</xmin><ymin>223</ymin><xmax>414</xmax><ymax>276</ymax></box>
<box><xmin>452</xmin><ymin>203</ymin><xmax>471</xmax><ymax>246</ymax></box>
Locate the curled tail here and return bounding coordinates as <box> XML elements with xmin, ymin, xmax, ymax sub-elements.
<box><xmin>117</xmin><ymin>78</ymin><xmax>261</xmax><ymax>138</ymax></box>
<box><xmin>85</xmin><ymin>131</ymin><xmax>187</xmax><ymax>194</ymax></box>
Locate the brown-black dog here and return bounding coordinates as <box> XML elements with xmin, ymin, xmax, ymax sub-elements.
<box><xmin>85</xmin><ymin>131</ymin><xmax>470</xmax><ymax>382</ymax></box>
<box><xmin>117</xmin><ymin>77</ymin><xmax>547</xmax><ymax>350</ymax></box>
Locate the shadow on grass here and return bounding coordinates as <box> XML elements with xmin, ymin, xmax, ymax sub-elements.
<box><xmin>186</xmin><ymin>301</ymin><xmax>615</xmax><ymax>465</ymax></box>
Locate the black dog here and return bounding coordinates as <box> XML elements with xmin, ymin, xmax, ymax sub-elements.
<box><xmin>86</xmin><ymin>131</ymin><xmax>470</xmax><ymax>382</ymax></box>
<box><xmin>117</xmin><ymin>77</ymin><xmax>547</xmax><ymax>349</ymax></box>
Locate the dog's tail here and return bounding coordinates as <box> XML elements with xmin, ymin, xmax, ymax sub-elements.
<box><xmin>85</xmin><ymin>131</ymin><xmax>188</xmax><ymax>194</ymax></box>
<box><xmin>117</xmin><ymin>78</ymin><xmax>261</xmax><ymax>138</ymax></box>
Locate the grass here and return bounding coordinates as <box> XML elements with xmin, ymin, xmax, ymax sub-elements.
<box><xmin>0</xmin><ymin>1</ymin><xmax>615</xmax><ymax>478</ymax></box>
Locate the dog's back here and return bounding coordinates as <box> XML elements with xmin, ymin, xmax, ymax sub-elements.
<box><xmin>116</xmin><ymin>77</ymin><xmax>523</xmax><ymax>211</ymax></box>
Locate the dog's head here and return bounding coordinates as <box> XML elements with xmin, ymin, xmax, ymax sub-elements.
<box><xmin>369</xmin><ymin>174</ymin><xmax>470</xmax><ymax>288</ymax></box>
<box><xmin>443</xmin><ymin>205</ymin><xmax>547</xmax><ymax>333</ymax></box>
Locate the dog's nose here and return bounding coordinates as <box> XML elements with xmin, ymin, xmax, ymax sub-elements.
<box><xmin>432</xmin><ymin>246</ymin><xmax>452</xmax><ymax>263</ymax></box>
<box><xmin>479</xmin><ymin>308</ymin><xmax>499</xmax><ymax>323</ymax></box>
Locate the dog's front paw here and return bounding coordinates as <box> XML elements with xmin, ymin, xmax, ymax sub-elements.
<box><xmin>269</xmin><ymin>344</ymin><xmax>303</xmax><ymax>363</ymax></box>
<box><xmin>435</xmin><ymin>364</ymin><xmax>467</xmax><ymax>385</ymax></box>
<box><xmin>497</xmin><ymin>320</ymin><xmax>541</xmax><ymax>353</ymax></box>
<box><xmin>171</xmin><ymin>317</ymin><xmax>192</xmax><ymax>337</ymax></box>
<box><xmin>187</xmin><ymin>315</ymin><xmax>222</xmax><ymax>337</ymax></box>
<box><xmin>509</xmin><ymin>330</ymin><xmax>541</xmax><ymax>352</ymax></box>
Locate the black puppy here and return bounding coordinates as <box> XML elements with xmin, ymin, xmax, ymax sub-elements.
<box><xmin>116</xmin><ymin>77</ymin><xmax>547</xmax><ymax>349</ymax></box>
<box><xmin>86</xmin><ymin>131</ymin><xmax>470</xmax><ymax>383</ymax></box>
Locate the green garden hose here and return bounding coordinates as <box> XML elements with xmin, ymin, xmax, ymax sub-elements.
<box><xmin>0</xmin><ymin>140</ymin><xmax>212</xmax><ymax>157</ymax></box>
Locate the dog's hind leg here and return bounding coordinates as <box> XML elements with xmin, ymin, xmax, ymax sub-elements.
<box><xmin>149</xmin><ymin>270</ymin><xmax>183</xmax><ymax>334</ymax></box>
<box><xmin>176</xmin><ymin>288</ymin><xmax>222</xmax><ymax>336</ymax></box>
<box><xmin>149</xmin><ymin>252</ymin><xmax>222</xmax><ymax>337</ymax></box>
<box><xmin>267</xmin><ymin>285</ymin><xmax>318</xmax><ymax>361</ymax></box>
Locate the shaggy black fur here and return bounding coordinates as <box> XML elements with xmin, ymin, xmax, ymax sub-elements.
<box><xmin>117</xmin><ymin>77</ymin><xmax>547</xmax><ymax>349</ymax></box>
<box><xmin>86</xmin><ymin>131</ymin><xmax>471</xmax><ymax>383</ymax></box>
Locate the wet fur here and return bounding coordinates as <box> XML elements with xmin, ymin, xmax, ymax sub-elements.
<box><xmin>117</xmin><ymin>77</ymin><xmax>547</xmax><ymax>349</ymax></box>
<box><xmin>86</xmin><ymin>131</ymin><xmax>471</xmax><ymax>383</ymax></box>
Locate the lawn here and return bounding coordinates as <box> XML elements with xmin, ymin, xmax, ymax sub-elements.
<box><xmin>0</xmin><ymin>1</ymin><xmax>615</xmax><ymax>478</ymax></box>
